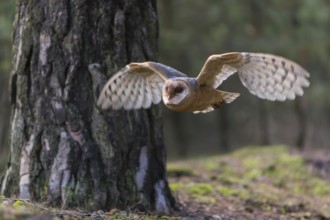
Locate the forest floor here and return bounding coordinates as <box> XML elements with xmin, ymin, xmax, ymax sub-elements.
<box><xmin>1</xmin><ymin>145</ymin><xmax>330</xmax><ymax>220</ymax></box>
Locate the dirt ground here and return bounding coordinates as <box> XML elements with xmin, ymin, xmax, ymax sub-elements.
<box><xmin>1</xmin><ymin>145</ymin><xmax>330</xmax><ymax>220</ymax></box>
<box><xmin>166</xmin><ymin>147</ymin><xmax>330</xmax><ymax>220</ymax></box>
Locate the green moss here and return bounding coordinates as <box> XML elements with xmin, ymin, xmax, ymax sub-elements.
<box><xmin>167</xmin><ymin>167</ymin><xmax>194</xmax><ymax>177</ymax></box>
<box><xmin>108</xmin><ymin>211</ymin><xmax>171</xmax><ymax>220</ymax></box>
<box><xmin>195</xmin><ymin>196</ymin><xmax>216</xmax><ymax>204</ymax></box>
<box><xmin>217</xmin><ymin>164</ymin><xmax>237</xmax><ymax>176</ymax></box>
<box><xmin>167</xmin><ymin>145</ymin><xmax>330</xmax><ymax>217</ymax></box>
<box><xmin>124</xmin><ymin>170</ymin><xmax>139</xmax><ymax>203</ymax></box>
<box><xmin>216</xmin><ymin>185</ymin><xmax>250</xmax><ymax>199</ymax></box>
<box><xmin>217</xmin><ymin>175</ymin><xmax>242</xmax><ymax>185</ymax></box>
<box><xmin>186</xmin><ymin>183</ymin><xmax>213</xmax><ymax>198</ymax></box>
<box><xmin>203</xmin><ymin>159</ymin><xmax>219</xmax><ymax>170</ymax></box>
<box><xmin>169</xmin><ymin>182</ymin><xmax>184</xmax><ymax>192</ymax></box>
<box><xmin>310</xmin><ymin>178</ymin><xmax>330</xmax><ymax>196</ymax></box>
<box><xmin>35</xmin><ymin>181</ymin><xmax>49</xmax><ymax>200</ymax></box>
<box><xmin>216</xmin><ymin>185</ymin><xmax>236</xmax><ymax>196</ymax></box>
<box><xmin>232</xmin><ymin>145</ymin><xmax>287</xmax><ymax>157</ymax></box>
<box><xmin>65</xmin><ymin>187</ymin><xmax>76</xmax><ymax>206</ymax></box>
<box><xmin>243</xmin><ymin>157</ymin><xmax>261</xmax><ymax>169</ymax></box>
<box><xmin>171</xmin><ymin>182</ymin><xmax>217</xmax><ymax>204</ymax></box>
<box><xmin>13</xmin><ymin>200</ymin><xmax>28</xmax><ymax>210</ymax></box>
<box><xmin>244</xmin><ymin>169</ymin><xmax>262</xmax><ymax>180</ymax></box>
<box><xmin>279</xmin><ymin>154</ymin><xmax>303</xmax><ymax>167</ymax></box>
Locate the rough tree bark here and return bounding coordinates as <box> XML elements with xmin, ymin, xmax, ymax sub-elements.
<box><xmin>0</xmin><ymin>0</ymin><xmax>176</xmax><ymax>212</ymax></box>
<box><xmin>0</xmin><ymin>77</ymin><xmax>10</xmax><ymax>151</ymax></box>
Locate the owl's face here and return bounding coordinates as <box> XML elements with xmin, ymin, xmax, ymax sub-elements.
<box><xmin>163</xmin><ymin>79</ymin><xmax>190</xmax><ymax>106</ymax></box>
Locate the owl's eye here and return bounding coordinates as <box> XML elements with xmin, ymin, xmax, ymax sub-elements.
<box><xmin>174</xmin><ymin>87</ymin><xmax>183</xmax><ymax>93</ymax></box>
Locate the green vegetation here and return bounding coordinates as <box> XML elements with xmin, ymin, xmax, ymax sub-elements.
<box><xmin>168</xmin><ymin>145</ymin><xmax>330</xmax><ymax>218</ymax></box>
<box><xmin>1</xmin><ymin>145</ymin><xmax>330</xmax><ymax>219</ymax></box>
<box><xmin>166</xmin><ymin>166</ymin><xmax>195</xmax><ymax>177</ymax></box>
<box><xmin>1</xmin><ymin>0</ymin><xmax>330</xmax><ymax>219</ymax></box>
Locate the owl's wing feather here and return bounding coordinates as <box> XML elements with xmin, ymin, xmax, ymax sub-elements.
<box><xmin>97</xmin><ymin>62</ymin><xmax>187</xmax><ymax>110</ymax></box>
<box><xmin>197</xmin><ymin>52</ymin><xmax>310</xmax><ymax>101</ymax></box>
<box><xmin>197</xmin><ymin>52</ymin><xmax>242</xmax><ymax>87</ymax></box>
<box><xmin>236</xmin><ymin>53</ymin><xmax>309</xmax><ymax>101</ymax></box>
<box><xmin>193</xmin><ymin>106</ymin><xmax>214</xmax><ymax>114</ymax></box>
<box><xmin>143</xmin><ymin>77</ymin><xmax>153</xmax><ymax>109</ymax></box>
<box><xmin>122</xmin><ymin>75</ymin><xmax>137</xmax><ymax>110</ymax></box>
<box><xmin>133</xmin><ymin>75</ymin><xmax>144</xmax><ymax>109</ymax></box>
<box><xmin>212</xmin><ymin>64</ymin><xmax>237</xmax><ymax>88</ymax></box>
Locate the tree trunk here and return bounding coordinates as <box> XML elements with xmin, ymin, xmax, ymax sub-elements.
<box><xmin>0</xmin><ymin>76</ymin><xmax>10</xmax><ymax>152</ymax></box>
<box><xmin>0</xmin><ymin>0</ymin><xmax>175</xmax><ymax>212</ymax></box>
<box><xmin>258</xmin><ymin>101</ymin><xmax>270</xmax><ymax>145</ymax></box>
<box><xmin>295</xmin><ymin>99</ymin><xmax>307</xmax><ymax>149</ymax></box>
<box><xmin>219</xmin><ymin>107</ymin><xmax>230</xmax><ymax>151</ymax></box>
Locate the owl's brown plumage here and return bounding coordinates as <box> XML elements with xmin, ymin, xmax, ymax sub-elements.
<box><xmin>93</xmin><ymin>52</ymin><xmax>310</xmax><ymax>113</ymax></box>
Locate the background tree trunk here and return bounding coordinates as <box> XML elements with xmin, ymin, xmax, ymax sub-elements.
<box><xmin>295</xmin><ymin>99</ymin><xmax>307</xmax><ymax>149</ymax></box>
<box><xmin>0</xmin><ymin>77</ymin><xmax>10</xmax><ymax>152</ymax></box>
<box><xmin>0</xmin><ymin>0</ymin><xmax>175</xmax><ymax>212</ymax></box>
<box><xmin>258</xmin><ymin>101</ymin><xmax>270</xmax><ymax>145</ymax></box>
<box><xmin>219</xmin><ymin>107</ymin><xmax>230</xmax><ymax>151</ymax></box>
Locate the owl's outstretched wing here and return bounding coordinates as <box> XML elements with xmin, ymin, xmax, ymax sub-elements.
<box><xmin>97</xmin><ymin>62</ymin><xmax>187</xmax><ymax>110</ymax></box>
<box><xmin>196</xmin><ymin>52</ymin><xmax>310</xmax><ymax>101</ymax></box>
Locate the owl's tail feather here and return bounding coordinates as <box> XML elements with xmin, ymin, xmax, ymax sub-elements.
<box><xmin>221</xmin><ymin>91</ymin><xmax>240</xmax><ymax>104</ymax></box>
<box><xmin>193</xmin><ymin>91</ymin><xmax>240</xmax><ymax>114</ymax></box>
<box><xmin>210</xmin><ymin>91</ymin><xmax>240</xmax><ymax>110</ymax></box>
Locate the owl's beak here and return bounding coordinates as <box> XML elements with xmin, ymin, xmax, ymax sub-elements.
<box><xmin>164</xmin><ymin>96</ymin><xmax>171</xmax><ymax>105</ymax></box>
<box><xmin>168</xmin><ymin>93</ymin><xmax>175</xmax><ymax>100</ymax></box>
<box><xmin>167</xmin><ymin>92</ymin><xmax>176</xmax><ymax>101</ymax></box>
<box><xmin>163</xmin><ymin>93</ymin><xmax>174</xmax><ymax>105</ymax></box>
<box><xmin>163</xmin><ymin>84</ymin><xmax>176</xmax><ymax>105</ymax></box>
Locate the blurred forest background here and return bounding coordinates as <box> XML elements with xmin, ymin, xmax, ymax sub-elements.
<box><xmin>0</xmin><ymin>0</ymin><xmax>329</xmax><ymax>173</ymax></box>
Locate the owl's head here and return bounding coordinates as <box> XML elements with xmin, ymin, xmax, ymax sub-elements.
<box><xmin>162</xmin><ymin>79</ymin><xmax>190</xmax><ymax>106</ymax></box>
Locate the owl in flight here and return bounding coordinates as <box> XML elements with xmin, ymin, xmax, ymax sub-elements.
<box><xmin>95</xmin><ymin>52</ymin><xmax>310</xmax><ymax>113</ymax></box>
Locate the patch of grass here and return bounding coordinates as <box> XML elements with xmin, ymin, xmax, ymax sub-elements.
<box><xmin>244</xmin><ymin>168</ymin><xmax>262</xmax><ymax>180</ymax></box>
<box><xmin>216</xmin><ymin>185</ymin><xmax>249</xmax><ymax>199</ymax></box>
<box><xmin>166</xmin><ymin>166</ymin><xmax>194</xmax><ymax>177</ymax></box>
<box><xmin>169</xmin><ymin>182</ymin><xmax>184</xmax><ymax>192</ymax></box>
<box><xmin>12</xmin><ymin>200</ymin><xmax>27</xmax><ymax>209</ymax></box>
<box><xmin>1</xmin><ymin>145</ymin><xmax>330</xmax><ymax>219</ymax></box>
<box><xmin>195</xmin><ymin>196</ymin><xmax>216</xmax><ymax>204</ymax></box>
<box><xmin>0</xmin><ymin>199</ymin><xmax>176</xmax><ymax>220</ymax></box>
<box><xmin>168</xmin><ymin>145</ymin><xmax>330</xmax><ymax>218</ymax></box>
<box><xmin>309</xmin><ymin>178</ymin><xmax>330</xmax><ymax>196</ymax></box>
<box><xmin>107</xmin><ymin>210</ymin><xmax>170</xmax><ymax>220</ymax></box>
<box><xmin>217</xmin><ymin>175</ymin><xmax>243</xmax><ymax>185</ymax></box>
<box><xmin>186</xmin><ymin>183</ymin><xmax>213</xmax><ymax>198</ymax></box>
<box><xmin>170</xmin><ymin>182</ymin><xmax>217</xmax><ymax>204</ymax></box>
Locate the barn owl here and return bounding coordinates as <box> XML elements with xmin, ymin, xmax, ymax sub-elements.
<box><xmin>94</xmin><ymin>52</ymin><xmax>310</xmax><ymax>113</ymax></box>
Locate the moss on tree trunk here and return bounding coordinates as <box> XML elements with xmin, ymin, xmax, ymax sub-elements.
<box><xmin>0</xmin><ymin>0</ymin><xmax>175</xmax><ymax>212</ymax></box>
